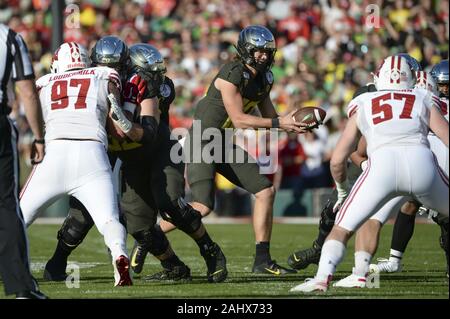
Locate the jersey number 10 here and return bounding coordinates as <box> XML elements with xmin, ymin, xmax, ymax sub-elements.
<box><xmin>51</xmin><ymin>79</ymin><xmax>91</xmax><ymax>110</ymax></box>
<box><xmin>372</xmin><ymin>92</ymin><xmax>416</xmax><ymax>125</ymax></box>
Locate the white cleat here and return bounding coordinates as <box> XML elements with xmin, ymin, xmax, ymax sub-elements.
<box><xmin>290</xmin><ymin>278</ymin><xmax>328</xmax><ymax>293</ymax></box>
<box><xmin>369</xmin><ymin>258</ymin><xmax>402</xmax><ymax>274</ymax></box>
<box><xmin>333</xmin><ymin>273</ymin><xmax>366</xmax><ymax>288</ymax></box>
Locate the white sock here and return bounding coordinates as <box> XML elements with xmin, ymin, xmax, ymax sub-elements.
<box><xmin>315</xmin><ymin>240</ymin><xmax>346</xmax><ymax>282</ymax></box>
<box><xmin>102</xmin><ymin>220</ymin><xmax>128</xmax><ymax>261</ymax></box>
<box><xmin>389</xmin><ymin>249</ymin><xmax>403</xmax><ymax>263</ymax></box>
<box><xmin>354</xmin><ymin>251</ymin><xmax>372</xmax><ymax>277</ymax></box>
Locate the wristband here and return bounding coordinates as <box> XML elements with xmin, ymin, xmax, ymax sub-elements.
<box><xmin>33</xmin><ymin>138</ymin><xmax>45</xmax><ymax>144</ymax></box>
<box><xmin>271</xmin><ymin>117</ymin><xmax>280</xmax><ymax>128</ymax></box>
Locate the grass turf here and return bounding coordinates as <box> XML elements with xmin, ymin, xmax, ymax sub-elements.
<box><xmin>1</xmin><ymin>223</ymin><xmax>448</xmax><ymax>299</ymax></box>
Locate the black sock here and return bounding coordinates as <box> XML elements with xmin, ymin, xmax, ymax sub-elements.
<box><xmin>161</xmin><ymin>254</ymin><xmax>184</xmax><ymax>270</ymax></box>
<box><xmin>196</xmin><ymin>231</ymin><xmax>214</xmax><ymax>253</ymax></box>
<box><xmin>51</xmin><ymin>240</ymin><xmax>73</xmax><ymax>261</ymax></box>
<box><xmin>255</xmin><ymin>242</ymin><xmax>271</xmax><ymax>265</ymax></box>
<box><xmin>391</xmin><ymin>211</ymin><xmax>416</xmax><ymax>252</ymax></box>
<box><xmin>316</xmin><ymin>198</ymin><xmax>336</xmax><ymax>247</ymax></box>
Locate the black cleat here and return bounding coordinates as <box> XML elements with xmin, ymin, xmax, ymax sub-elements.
<box><xmin>201</xmin><ymin>243</ymin><xmax>228</xmax><ymax>283</ymax></box>
<box><xmin>252</xmin><ymin>260</ymin><xmax>297</xmax><ymax>275</ymax></box>
<box><xmin>16</xmin><ymin>290</ymin><xmax>49</xmax><ymax>299</ymax></box>
<box><xmin>130</xmin><ymin>241</ymin><xmax>148</xmax><ymax>274</ymax></box>
<box><xmin>43</xmin><ymin>258</ymin><xmax>68</xmax><ymax>282</ymax></box>
<box><xmin>144</xmin><ymin>265</ymin><xmax>192</xmax><ymax>282</ymax></box>
<box><xmin>287</xmin><ymin>241</ymin><xmax>322</xmax><ymax>270</ymax></box>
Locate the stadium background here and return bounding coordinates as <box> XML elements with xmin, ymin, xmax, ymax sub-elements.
<box><xmin>1</xmin><ymin>0</ymin><xmax>448</xmax><ymax>218</ymax></box>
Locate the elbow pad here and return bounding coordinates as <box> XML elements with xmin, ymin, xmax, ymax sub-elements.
<box><xmin>139</xmin><ymin>115</ymin><xmax>158</xmax><ymax>145</ymax></box>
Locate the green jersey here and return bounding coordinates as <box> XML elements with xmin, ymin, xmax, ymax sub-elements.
<box><xmin>194</xmin><ymin>60</ymin><xmax>274</xmax><ymax>130</ymax></box>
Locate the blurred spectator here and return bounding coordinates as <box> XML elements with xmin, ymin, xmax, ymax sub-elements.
<box><xmin>278</xmin><ymin>132</ymin><xmax>306</xmax><ymax>195</ymax></box>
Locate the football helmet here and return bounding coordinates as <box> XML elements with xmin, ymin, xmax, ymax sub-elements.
<box><xmin>90</xmin><ymin>36</ymin><xmax>129</xmax><ymax>78</ymax></box>
<box><xmin>396</xmin><ymin>53</ymin><xmax>421</xmax><ymax>72</ymax></box>
<box><xmin>430</xmin><ymin>60</ymin><xmax>449</xmax><ymax>98</ymax></box>
<box><xmin>415</xmin><ymin>71</ymin><xmax>438</xmax><ymax>95</ymax></box>
<box><xmin>374</xmin><ymin>55</ymin><xmax>416</xmax><ymax>91</ymax></box>
<box><xmin>236</xmin><ymin>25</ymin><xmax>276</xmax><ymax>73</ymax></box>
<box><xmin>50</xmin><ymin>42</ymin><xmax>90</xmax><ymax>73</ymax></box>
<box><xmin>128</xmin><ymin>43</ymin><xmax>166</xmax><ymax>94</ymax></box>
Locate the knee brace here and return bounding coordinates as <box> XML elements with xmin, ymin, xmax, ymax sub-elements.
<box><xmin>132</xmin><ymin>226</ymin><xmax>169</xmax><ymax>257</ymax></box>
<box><xmin>160</xmin><ymin>197</ymin><xmax>202</xmax><ymax>234</ymax></box>
<box><xmin>57</xmin><ymin>213</ymin><xmax>94</xmax><ymax>250</ymax></box>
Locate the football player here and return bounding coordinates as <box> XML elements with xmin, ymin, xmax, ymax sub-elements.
<box><xmin>290</xmin><ymin>55</ymin><xmax>448</xmax><ymax>292</ymax></box>
<box><xmin>369</xmin><ymin>60</ymin><xmax>449</xmax><ymax>277</ymax></box>
<box><xmin>20</xmin><ymin>41</ymin><xmax>132</xmax><ymax>286</ymax></box>
<box><xmin>287</xmin><ymin>54</ymin><xmax>425</xmax><ymax>271</ymax></box>
<box><xmin>183</xmin><ymin>25</ymin><xmax>307</xmax><ymax>276</ymax></box>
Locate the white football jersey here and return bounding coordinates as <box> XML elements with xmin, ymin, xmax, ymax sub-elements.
<box><xmin>36</xmin><ymin>66</ymin><xmax>121</xmax><ymax>147</ymax></box>
<box><xmin>347</xmin><ymin>88</ymin><xmax>440</xmax><ymax>156</ymax></box>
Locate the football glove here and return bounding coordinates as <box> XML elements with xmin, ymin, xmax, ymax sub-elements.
<box><xmin>333</xmin><ymin>180</ymin><xmax>350</xmax><ymax>213</ymax></box>
<box><xmin>108</xmin><ymin>94</ymin><xmax>132</xmax><ymax>134</ymax></box>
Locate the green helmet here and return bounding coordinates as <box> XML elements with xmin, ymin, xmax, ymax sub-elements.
<box><xmin>129</xmin><ymin>43</ymin><xmax>166</xmax><ymax>94</ymax></box>
<box><xmin>90</xmin><ymin>36</ymin><xmax>129</xmax><ymax>79</ymax></box>
<box><xmin>236</xmin><ymin>25</ymin><xmax>276</xmax><ymax>73</ymax></box>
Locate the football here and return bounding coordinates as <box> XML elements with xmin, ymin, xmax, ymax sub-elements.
<box><xmin>292</xmin><ymin>106</ymin><xmax>327</xmax><ymax>129</ymax></box>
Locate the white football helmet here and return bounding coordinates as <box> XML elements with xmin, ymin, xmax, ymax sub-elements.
<box><xmin>50</xmin><ymin>42</ymin><xmax>90</xmax><ymax>73</ymax></box>
<box><xmin>415</xmin><ymin>70</ymin><xmax>438</xmax><ymax>95</ymax></box>
<box><xmin>373</xmin><ymin>55</ymin><xmax>416</xmax><ymax>91</ymax></box>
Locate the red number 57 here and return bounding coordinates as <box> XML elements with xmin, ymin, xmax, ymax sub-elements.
<box><xmin>372</xmin><ymin>92</ymin><xmax>416</xmax><ymax>125</ymax></box>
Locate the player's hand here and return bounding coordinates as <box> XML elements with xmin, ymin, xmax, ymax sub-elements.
<box><xmin>108</xmin><ymin>94</ymin><xmax>132</xmax><ymax>134</ymax></box>
<box><xmin>123</xmin><ymin>75</ymin><xmax>148</xmax><ymax>104</ymax></box>
<box><xmin>31</xmin><ymin>139</ymin><xmax>45</xmax><ymax>165</ymax></box>
<box><xmin>279</xmin><ymin>110</ymin><xmax>309</xmax><ymax>134</ymax></box>
<box><xmin>333</xmin><ymin>180</ymin><xmax>349</xmax><ymax>213</ymax></box>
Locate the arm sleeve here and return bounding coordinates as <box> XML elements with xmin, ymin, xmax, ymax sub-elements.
<box><xmin>10</xmin><ymin>31</ymin><xmax>35</xmax><ymax>81</ymax></box>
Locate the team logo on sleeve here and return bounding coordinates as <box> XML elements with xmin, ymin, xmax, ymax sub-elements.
<box><xmin>266</xmin><ymin>72</ymin><xmax>274</xmax><ymax>84</ymax></box>
<box><xmin>160</xmin><ymin>84</ymin><xmax>171</xmax><ymax>98</ymax></box>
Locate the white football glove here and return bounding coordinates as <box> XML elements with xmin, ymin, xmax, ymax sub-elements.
<box><xmin>333</xmin><ymin>180</ymin><xmax>350</xmax><ymax>213</ymax></box>
<box><xmin>108</xmin><ymin>93</ymin><xmax>132</xmax><ymax>134</ymax></box>
<box><xmin>360</xmin><ymin>160</ymin><xmax>368</xmax><ymax>171</ymax></box>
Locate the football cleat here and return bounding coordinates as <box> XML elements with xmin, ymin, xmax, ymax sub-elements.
<box><xmin>333</xmin><ymin>272</ymin><xmax>366</xmax><ymax>288</ymax></box>
<box><xmin>252</xmin><ymin>260</ymin><xmax>297</xmax><ymax>275</ymax></box>
<box><xmin>201</xmin><ymin>242</ymin><xmax>228</xmax><ymax>283</ymax></box>
<box><xmin>113</xmin><ymin>255</ymin><xmax>133</xmax><ymax>286</ymax></box>
<box><xmin>130</xmin><ymin>241</ymin><xmax>148</xmax><ymax>274</ymax></box>
<box><xmin>16</xmin><ymin>290</ymin><xmax>49</xmax><ymax>299</ymax></box>
<box><xmin>290</xmin><ymin>277</ymin><xmax>329</xmax><ymax>293</ymax></box>
<box><xmin>287</xmin><ymin>241</ymin><xmax>321</xmax><ymax>270</ymax></box>
<box><xmin>369</xmin><ymin>258</ymin><xmax>402</xmax><ymax>273</ymax></box>
<box><xmin>43</xmin><ymin>258</ymin><xmax>68</xmax><ymax>282</ymax></box>
<box><xmin>144</xmin><ymin>265</ymin><xmax>192</xmax><ymax>282</ymax></box>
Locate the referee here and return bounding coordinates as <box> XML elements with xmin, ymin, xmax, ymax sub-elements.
<box><xmin>0</xmin><ymin>23</ymin><xmax>47</xmax><ymax>299</ymax></box>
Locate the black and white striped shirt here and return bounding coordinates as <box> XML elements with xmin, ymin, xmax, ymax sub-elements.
<box><xmin>0</xmin><ymin>23</ymin><xmax>35</xmax><ymax>112</ymax></box>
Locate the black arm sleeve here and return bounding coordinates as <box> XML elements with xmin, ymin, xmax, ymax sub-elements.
<box><xmin>139</xmin><ymin>115</ymin><xmax>159</xmax><ymax>145</ymax></box>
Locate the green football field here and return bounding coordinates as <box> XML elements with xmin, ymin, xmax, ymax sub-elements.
<box><xmin>1</xmin><ymin>223</ymin><xmax>448</xmax><ymax>299</ymax></box>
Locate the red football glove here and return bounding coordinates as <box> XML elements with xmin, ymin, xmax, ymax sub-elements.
<box><xmin>123</xmin><ymin>74</ymin><xmax>147</xmax><ymax>104</ymax></box>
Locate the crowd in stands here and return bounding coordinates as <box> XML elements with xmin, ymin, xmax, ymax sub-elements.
<box><xmin>1</xmin><ymin>0</ymin><xmax>448</xmax><ymax>214</ymax></box>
